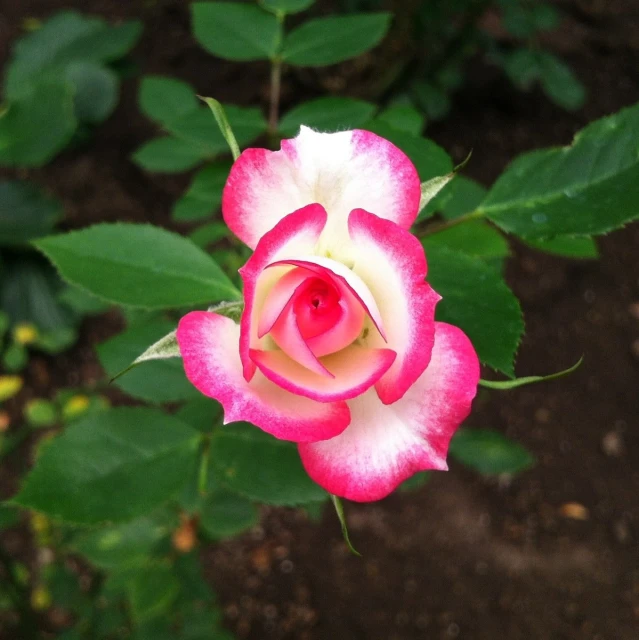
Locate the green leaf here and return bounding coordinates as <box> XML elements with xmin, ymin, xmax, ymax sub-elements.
<box><xmin>133</xmin><ymin>137</ymin><xmax>208</xmax><ymax>172</ymax></box>
<box><xmin>532</xmin><ymin>4</ymin><xmax>561</xmax><ymax>30</ymax></box>
<box><xmin>503</xmin><ymin>48</ymin><xmax>540</xmax><ymax>90</ymax></box>
<box><xmin>364</xmin><ymin>121</ymin><xmax>452</xmax><ymax>180</ymax></box>
<box><xmin>201</xmin><ymin>97</ymin><xmax>241</xmax><ymax>160</ymax></box>
<box><xmin>479</xmin><ymin>356</ymin><xmax>583</xmax><ymax>389</ymax></box>
<box><xmin>376</xmin><ymin>104</ymin><xmax>425</xmax><ymax>135</ymax></box>
<box><xmin>24</xmin><ymin>399</ymin><xmax>58</xmax><ymax>427</ymax></box>
<box><xmin>98</xmin><ymin>321</ymin><xmax>197</xmax><ymax>404</ymax></box>
<box><xmin>188</xmin><ymin>222</ymin><xmax>229</xmax><ymax>248</ymax></box>
<box><xmin>279</xmin><ymin>97</ymin><xmax>376</xmax><ymax>137</ymax></box>
<box><xmin>200</xmin><ymin>490</ymin><xmax>258</xmax><ymax>539</ymax></box>
<box><xmin>58</xmin><ymin>285</ymin><xmax>110</xmax><ymax>315</ymax></box>
<box><xmin>524</xmin><ymin>235</ymin><xmax>598</xmax><ymax>259</ymax></box>
<box><xmin>191</xmin><ymin>2</ymin><xmax>282</xmax><ymax>61</ymax></box>
<box><xmin>425</xmin><ymin>245</ymin><xmax>523</xmax><ymax>376</ymax></box>
<box><xmin>210</xmin><ymin>423</ymin><xmax>326</xmax><ymax>505</ymax></box>
<box><xmin>65</xmin><ymin>61</ymin><xmax>119</xmax><ymax>123</ymax></box>
<box><xmin>398</xmin><ymin>471</ymin><xmax>430</xmax><ymax>492</ymax></box>
<box><xmin>126</xmin><ymin>563</ymin><xmax>180</xmax><ymax>622</ymax></box>
<box><xmin>34</xmin><ymin>223</ymin><xmax>240</xmax><ymax>308</ymax></box>
<box><xmin>418</xmin><ymin>172</ymin><xmax>456</xmax><ymax>214</ymax></box>
<box><xmin>330</xmin><ymin>495</ymin><xmax>360</xmax><ymax>556</ymax></box>
<box><xmin>423</xmin><ymin>221</ymin><xmax>509</xmax><ymax>260</ymax></box>
<box><xmin>478</xmin><ymin>102</ymin><xmax>639</xmax><ymax>237</ymax></box>
<box><xmin>421</xmin><ymin>176</ymin><xmax>487</xmax><ymax>221</ymax></box>
<box><xmin>176</xmin><ymin>398</ymin><xmax>221</xmax><ymax>435</ymax></box>
<box><xmin>282</xmin><ymin>13</ymin><xmax>392</xmax><ymax>66</ymax></box>
<box><xmin>139</xmin><ymin>75</ymin><xmax>199</xmax><ymax>126</ymax></box>
<box><xmin>12</xmin><ymin>407</ymin><xmax>200</xmax><ymax>524</ymax></box>
<box><xmin>449</xmin><ymin>428</ymin><xmax>535</xmax><ymax>475</ymax></box>
<box><xmin>0</xmin><ymin>181</ymin><xmax>62</xmax><ymax>245</ymax></box>
<box><xmin>412</xmin><ymin>81</ymin><xmax>451</xmax><ymax>121</ymax></box>
<box><xmin>260</xmin><ymin>0</ymin><xmax>315</xmax><ymax>15</ymax></box>
<box><xmin>71</xmin><ymin>513</ymin><xmax>173</xmax><ymax>570</ymax></box>
<box><xmin>164</xmin><ymin>105</ymin><xmax>266</xmax><ymax>155</ymax></box>
<box><xmin>0</xmin><ymin>81</ymin><xmax>77</xmax><ymax>167</ymax></box>
<box><xmin>538</xmin><ymin>52</ymin><xmax>585</xmax><ymax>111</ymax></box>
<box><xmin>0</xmin><ymin>505</ymin><xmax>20</xmax><ymax>529</ymax></box>
<box><xmin>0</xmin><ymin>258</ymin><xmax>76</xmax><ymax>332</ymax></box>
<box><xmin>109</xmin><ymin>325</ymin><xmax>179</xmax><ymax>375</ymax></box>
<box><xmin>4</xmin><ymin>12</ymin><xmax>141</xmax><ymax>98</ymax></box>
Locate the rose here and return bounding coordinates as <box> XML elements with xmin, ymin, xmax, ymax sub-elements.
<box><xmin>177</xmin><ymin>127</ymin><xmax>479</xmax><ymax>502</ymax></box>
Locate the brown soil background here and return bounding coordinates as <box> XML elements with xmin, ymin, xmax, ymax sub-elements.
<box><xmin>1</xmin><ymin>1</ymin><xmax>638</xmax><ymax>639</ymax></box>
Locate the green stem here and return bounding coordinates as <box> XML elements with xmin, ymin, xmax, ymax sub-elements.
<box><xmin>268</xmin><ymin>57</ymin><xmax>283</xmax><ymax>143</ymax></box>
<box><xmin>267</xmin><ymin>11</ymin><xmax>285</xmax><ymax>145</ymax></box>
<box><xmin>420</xmin><ymin>208</ymin><xmax>485</xmax><ymax>237</ymax></box>
<box><xmin>198</xmin><ymin>436</ymin><xmax>211</xmax><ymax>496</ymax></box>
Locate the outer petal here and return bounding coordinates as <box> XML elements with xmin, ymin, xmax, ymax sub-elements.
<box><xmin>250</xmin><ymin>345</ymin><xmax>396</xmax><ymax>402</ymax></box>
<box><xmin>298</xmin><ymin>323</ymin><xmax>479</xmax><ymax>501</ymax></box>
<box><xmin>238</xmin><ymin>204</ymin><xmax>327</xmax><ymax>381</ymax></box>
<box><xmin>223</xmin><ymin>127</ymin><xmax>421</xmax><ymax>250</ymax></box>
<box><xmin>348</xmin><ymin>208</ymin><xmax>440</xmax><ymax>405</ymax></box>
<box><xmin>177</xmin><ymin>311</ymin><xmax>350</xmax><ymax>443</ymax></box>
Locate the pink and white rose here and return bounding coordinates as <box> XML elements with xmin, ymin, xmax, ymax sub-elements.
<box><xmin>177</xmin><ymin>127</ymin><xmax>479</xmax><ymax>502</ymax></box>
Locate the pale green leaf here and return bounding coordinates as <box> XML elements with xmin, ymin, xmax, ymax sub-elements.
<box><xmin>201</xmin><ymin>97</ymin><xmax>240</xmax><ymax>160</ymax></box>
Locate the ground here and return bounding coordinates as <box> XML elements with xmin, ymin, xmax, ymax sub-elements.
<box><xmin>0</xmin><ymin>0</ymin><xmax>638</xmax><ymax>638</ymax></box>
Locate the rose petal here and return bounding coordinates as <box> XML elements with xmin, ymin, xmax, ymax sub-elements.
<box><xmin>223</xmin><ymin>127</ymin><xmax>421</xmax><ymax>251</ymax></box>
<box><xmin>348</xmin><ymin>208</ymin><xmax>440</xmax><ymax>404</ymax></box>
<box><xmin>177</xmin><ymin>311</ymin><xmax>350</xmax><ymax>443</ymax></box>
<box><xmin>250</xmin><ymin>344</ymin><xmax>396</xmax><ymax>402</ymax></box>
<box><xmin>239</xmin><ymin>204</ymin><xmax>327</xmax><ymax>381</ymax></box>
<box><xmin>298</xmin><ymin>322</ymin><xmax>479</xmax><ymax>501</ymax></box>
<box><xmin>269</xmin><ymin>256</ymin><xmax>386</xmax><ymax>342</ymax></box>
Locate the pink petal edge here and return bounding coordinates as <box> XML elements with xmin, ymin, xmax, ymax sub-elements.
<box><xmin>298</xmin><ymin>322</ymin><xmax>480</xmax><ymax>501</ymax></box>
<box><xmin>177</xmin><ymin>311</ymin><xmax>350</xmax><ymax>443</ymax></box>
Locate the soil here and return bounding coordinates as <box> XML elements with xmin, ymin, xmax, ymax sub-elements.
<box><xmin>1</xmin><ymin>0</ymin><xmax>639</xmax><ymax>639</ymax></box>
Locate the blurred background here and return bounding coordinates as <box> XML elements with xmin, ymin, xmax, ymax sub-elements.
<box><xmin>0</xmin><ymin>0</ymin><xmax>638</xmax><ymax>638</ymax></box>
